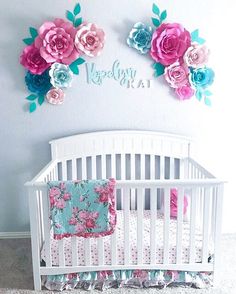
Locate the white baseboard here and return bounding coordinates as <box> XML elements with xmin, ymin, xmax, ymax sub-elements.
<box><xmin>0</xmin><ymin>231</ymin><xmax>31</xmax><ymax>239</ymax></box>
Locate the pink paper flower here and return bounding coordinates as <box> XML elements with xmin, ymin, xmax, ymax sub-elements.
<box><xmin>46</xmin><ymin>88</ymin><xmax>65</xmax><ymax>105</ymax></box>
<box><xmin>34</xmin><ymin>18</ymin><xmax>80</xmax><ymax>64</ymax></box>
<box><xmin>175</xmin><ymin>84</ymin><xmax>195</xmax><ymax>100</ymax></box>
<box><xmin>150</xmin><ymin>23</ymin><xmax>191</xmax><ymax>66</ymax></box>
<box><xmin>75</xmin><ymin>23</ymin><xmax>105</xmax><ymax>57</ymax></box>
<box><xmin>170</xmin><ymin>188</ymin><xmax>188</xmax><ymax>218</ymax></box>
<box><xmin>20</xmin><ymin>45</ymin><xmax>50</xmax><ymax>75</ymax></box>
<box><xmin>184</xmin><ymin>44</ymin><xmax>209</xmax><ymax>68</ymax></box>
<box><xmin>164</xmin><ymin>62</ymin><xmax>190</xmax><ymax>88</ymax></box>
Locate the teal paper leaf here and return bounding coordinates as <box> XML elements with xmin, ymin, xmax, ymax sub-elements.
<box><xmin>74</xmin><ymin>3</ymin><xmax>81</xmax><ymax>15</ymax></box>
<box><xmin>66</xmin><ymin>10</ymin><xmax>75</xmax><ymax>22</ymax></box>
<box><xmin>74</xmin><ymin>57</ymin><xmax>85</xmax><ymax>65</ymax></box>
<box><xmin>191</xmin><ymin>29</ymin><xmax>205</xmax><ymax>44</ymax></box>
<box><xmin>191</xmin><ymin>29</ymin><xmax>199</xmax><ymax>40</ymax></box>
<box><xmin>196</xmin><ymin>89</ymin><xmax>203</xmax><ymax>101</ymax></box>
<box><xmin>29</xmin><ymin>102</ymin><xmax>36</xmax><ymax>113</ymax></box>
<box><xmin>29</xmin><ymin>27</ymin><xmax>38</xmax><ymax>39</ymax></box>
<box><xmin>197</xmin><ymin>37</ymin><xmax>206</xmax><ymax>45</ymax></box>
<box><xmin>69</xmin><ymin>63</ymin><xmax>79</xmax><ymax>75</ymax></box>
<box><xmin>23</xmin><ymin>38</ymin><xmax>34</xmax><ymax>45</ymax></box>
<box><xmin>204</xmin><ymin>97</ymin><xmax>212</xmax><ymax>106</ymax></box>
<box><xmin>74</xmin><ymin>17</ymin><xmax>83</xmax><ymax>27</ymax></box>
<box><xmin>204</xmin><ymin>90</ymin><xmax>212</xmax><ymax>96</ymax></box>
<box><xmin>38</xmin><ymin>95</ymin><xmax>45</xmax><ymax>105</ymax></box>
<box><xmin>26</xmin><ymin>94</ymin><xmax>37</xmax><ymax>101</ymax></box>
<box><xmin>160</xmin><ymin>10</ymin><xmax>167</xmax><ymax>21</ymax></box>
<box><xmin>152</xmin><ymin>17</ymin><xmax>160</xmax><ymax>27</ymax></box>
<box><xmin>152</xmin><ymin>3</ymin><xmax>160</xmax><ymax>15</ymax></box>
<box><xmin>153</xmin><ymin>62</ymin><xmax>165</xmax><ymax>77</ymax></box>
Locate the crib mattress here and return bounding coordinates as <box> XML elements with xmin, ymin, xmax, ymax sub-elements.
<box><xmin>41</xmin><ymin>211</ymin><xmax>209</xmax><ymax>266</ymax></box>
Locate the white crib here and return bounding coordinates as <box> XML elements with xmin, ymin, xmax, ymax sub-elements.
<box><xmin>25</xmin><ymin>130</ymin><xmax>224</xmax><ymax>290</ymax></box>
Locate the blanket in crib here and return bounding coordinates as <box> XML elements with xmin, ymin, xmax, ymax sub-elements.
<box><xmin>48</xmin><ymin>179</ymin><xmax>116</xmax><ymax>239</ymax></box>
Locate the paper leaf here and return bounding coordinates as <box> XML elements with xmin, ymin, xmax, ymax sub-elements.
<box><xmin>26</xmin><ymin>94</ymin><xmax>37</xmax><ymax>101</ymax></box>
<box><xmin>152</xmin><ymin>17</ymin><xmax>160</xmax><ymax>27</ymax></box>
<box><xmin>197</xmin><ymin>37</ymin><xmax>206</xmax><ymax>45</ymax></box>
<box><xmin>66</xmin><ymin>10</ymin><xmax>75</xmax><ymax>22</ymax></box>
<box><xmin>204</xmin><ymin>97</ymin><xmax>212</xmax><ymax>106</ymax></box>
<box><xmin>29</xmin><ymin>27</ymin><xmax>38</xmax><ymax>39</ymax></box>
<box><xmin>74</xmin><ymin>17</ymin><xmax>83</xmax><ymax>27</ymax></box>
<box><xmin>196</xmin><ymin>89</ymin><xmax>203</xmax><ymax>101</ymax></box>
<box><xmin>23</xmin><ymin>38</ymin><xmax>34</xmax><ymax>45</ymax></box>
<box><xmin>38</xmin><ymin>95</ymin><xmax>45</xmax><ymax>105</ymax></box>
<box><xmin>152</xmin><ymin>3</ymin><xmax>160</xmax><ymax>15</ymax></box>
<box><xmin>160</xmin><ymin>10</ymin><xmax>167</xmax><ymax>21</ymax></box>
<box><xmin>204</xmin><ymin>90</ymin><xmax>212</xmax><ymax>96</ymax></box>
<box><xmin>29</xmin><ymin>102</ymin><xmax>36</xmax><ymax>113</ymax></box>
<box><xmin>191</xmin><ymin>29</ymin><xmax>199</xmax><ymax>40</ymax></box>
<box><xmin>74</xmin><ymin>3</ymin><xmax>81</xmax><ymax>15</ymax></box>
<box><xmin>153</xmin><ymin>62</ymin><xmax>165</xmax><ymax>77</ymax></box>
<box><xmin>69</xmin><ymin>63</ymin><xmax>79</xmax><ymax>75</ymax></box>
<box><xmin>74</xmin><ymin>57</ymin><xmax>85</xmax><ymax>65</ymax></box>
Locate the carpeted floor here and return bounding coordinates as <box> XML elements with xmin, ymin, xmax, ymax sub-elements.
<box><xmin>0</xmin><ymin>234</ymin><xmax>236</xmax><ymax>294</ymax></box>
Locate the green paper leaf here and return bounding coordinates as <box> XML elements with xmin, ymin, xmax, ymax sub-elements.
<box><xmin>74</xmin><ymin>17</ymin><xmax>83</xmax><ymax>27</ymax></box>
<box><xmin>204</xmin><ymin>97</ymin><xmax>212</xmax><ymax>106</ymax></box>
<box><xmin>153</xmin><ymin>62</ymin><xmax>165</xmax><ymax>77</ymax></box>
<box><xmin>196</xmin><ymin>89</ymin><xmax>203</xmax><ymax>101</ymax></box>
<box><xmin>160</xmin><ymin>10</ymin><xmax>167</xmax><ymax>21</ymax></box>
<box><xmin>152</xmin><ymin>3</ymin><xmax>160</xmax><ymax>15</ymax></box>
<box><xmin>74</xmin><ymin>3</ymin><xmax>81</xmax><ymax>15</ymax></box>
<box><xmin>38</xmin><ymin>95</ymin><xmax>45</xmax><ymax>105</ymax></box>
<box><xmin>69</xmin><ymin>63</ymin><xmax>79</xmax><ymax>75</ymax></box>
<box><xmin>66</xmin><ymin>10</ymin><xmax>75</xmax><ymax>22</ymax></box>
<box><xmin>26</xmin><ymin>94</ymin><xmax>37</xmax><ymax>101</ymax></box>
<box><xmin>74</xmin><ymin>57</ymin><xmax>85</xmax><ymax>65</ymax></box>
<box><xmin>152</xmin><ymin>17</ymin><xmax>160</xmax><ymax>27</ymax></box>
<box><xmin>29</xmin><ymin>102</ymin><xmax>36</xmax><ymax>113</ymax></box>
<box><xmin>29</xmin><ymin>27</ymin><xmax>38</xmax><ymax>39</ymax></box>
<box><xmin>23</xmin><ymin>38</ymin><xmax>34</xmax><ymax>45</ymax></box>
<box><xmin>204</xmin><ymin>90</ymin><xmax>212</xmax><ymax>96</ymax></box>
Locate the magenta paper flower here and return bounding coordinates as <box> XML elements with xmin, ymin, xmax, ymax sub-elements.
<box><xmin>164</xmin><ymin>62</ymin><xmax>190</xmax><ymax>88</ymax></box>
<box><xmin>34</xmin><ymin>18</ymin><xmax>80</xmax><ymax>64</ymax></box>
<box><xmin>46</xmin><ymin>88</ymin><xmax>65</xmax><ymax>105</ymax></box>
<box><xmin>175</xmin><ymin>84</ymin><xmax>195</xmax><ymax>100</ymax></box>
<box><xmin>184</xmin><ymin>43</ymin><xmax>210</xmax><ymax>68</ymax></box>
<box><xmin>150</xmin><ymin>23</ymin><xmax>191</xmax><ymax>66</ymax></box>
<box><xmin>20</xmin><ymin>45</ymin><xmax>50</xmax><ymax>75</ymax></box>
<box><xmin>75</xmin><ymin>23</ymin><xmax>105</xmax><ymax>57</ymax></box>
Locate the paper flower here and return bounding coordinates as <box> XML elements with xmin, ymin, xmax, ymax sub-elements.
<box><xmin>150</xmin><ymin>23</ymin><xmax>191</xmax><ymax>66</ymax></box>
<box><xmin>164</xmin><ymin>62</ymin><xmax>190</xmax><ymax>88</ymax></box>
<box><xmin>184</xmin><ymin>44</ymin><xmax>210</xmax><ymax>68</ymax></box>
<box><xmin>127</xmin><ymin>22</ymin><xmax>153</xmax><ymax>54</ymax></box>
<box><xmin>75</xmin><ymin>23</ymin><xmax>105</xmax><ymax>57</ymax></box>
<box><xmin>190</xmin><ymin>67</ymin><xmax>215</xmax><ymax>89</ymax></box>
<box><xmin>175</xmin><ymin>85</ymin><xmax>195</xmax><ymax>100</ymax></box>
<box><xmin>25</xmin><ymin>70</ymin><xmax>51</xmax><ymax>95</ymax></box>
<box><xmin>49</xmin><ymin>63</ymin><xmax>73</xmax><ymax>88</ymax></box>
<box><xmin>46</xmin><ymin>88</ymin><xmax>65</xmax><ymax>105</ymax></box>
<box><xmin>20</xmin><ymin>45</ymin><xmax>50</xmax><ymax>75</ymax></box>
<box><xmin>34</xmin><ymin>18</ymin><xmax>80</xmax><ymax>65</ymax></box>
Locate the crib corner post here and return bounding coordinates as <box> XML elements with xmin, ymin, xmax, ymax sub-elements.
<box><xmin>28</xmin><ymin>186</ymin><xmax>42</xmax><ymax>290</ymax></box>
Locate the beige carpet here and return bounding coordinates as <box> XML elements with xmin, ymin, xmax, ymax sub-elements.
<box><xmin>0</xmin><ymin>234</ymin><xmax>236</xmax><ymax>293</ymax></box>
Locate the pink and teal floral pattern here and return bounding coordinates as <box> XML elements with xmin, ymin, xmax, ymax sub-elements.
<box><xmin>48</xmin><ymin>179</ymin><xmax>116</xmax><ymax>239</ymax></box>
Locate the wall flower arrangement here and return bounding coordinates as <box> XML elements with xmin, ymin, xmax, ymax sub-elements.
<box><xmin>127</xmin><ymin>3</ymin><xmax>214</xmax><ymax>105</ymax></box>
<box><xmin>20</xmin><ymin>3</ymin><xmax>105</xmax><ymax>113</ymax></box>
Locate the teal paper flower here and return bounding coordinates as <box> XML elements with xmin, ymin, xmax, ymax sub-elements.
<box><xmin>25</xmin><ymin>70</ymin><xmax>51</xmax><ymax>95</ymax></box>
<box><xmin>190</xmin><ymin>67</ymin><xmax>214</xmax><ymax>89</ymax></box>
<box><xmin>127</xmin><ymin>22</ymin><xmax>153</xmax><ymax>54</ymax></box>
<box><xmin>49</xmin><ymin>63</ymin><xmax>74</xmax><ymax>89</ymax></box>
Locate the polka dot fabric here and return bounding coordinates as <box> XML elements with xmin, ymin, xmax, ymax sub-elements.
<box><xmin>41</xmin><ymin>211</ymin><xmax>211</xmax><ymax>266</ymax></box>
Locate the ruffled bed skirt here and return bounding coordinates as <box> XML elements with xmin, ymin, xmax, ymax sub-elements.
<box><xmin>43</xmin><ymin>269</ymin><xmax>213</xmax><ymax>291</ymax></box>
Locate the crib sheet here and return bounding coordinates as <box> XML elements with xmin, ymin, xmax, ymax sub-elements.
<box><xmin>41</xmin><ymin>211</ymin><xmax>210</xmax><ymax>266</ymax></box>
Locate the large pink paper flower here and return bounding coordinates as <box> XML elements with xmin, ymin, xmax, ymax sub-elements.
<box><xmin>164</xmin><ymin>62</ymin><xmax>190</xmax><ymax>88</ymax></box>
<box><xmin>175</xmin><ymin>84</ymin><xmax>195</xmax><ymax>100</ymax></box>
<box><xmin>150</xmin><ymin>23</ymin><xmax>191</xmax><ymax>66</ymax></box>
<box><xmin>34</xmin><ymin>18</ymin><xmax>80</xmax><ymax>64</ymax></box>
<box><xmin>75</xmin><ymin>23</ymin><xmax>105</xmax><ymax>57</ymax></box>
<box><xmin>184</xmin><ymin>43</ymin><xmax>210</xmax><ymax>68</ymax></box>
<box><xmin>20</xmin><ymin>45</ymin><xmax>51</xmax><ymax>75</ymax></box>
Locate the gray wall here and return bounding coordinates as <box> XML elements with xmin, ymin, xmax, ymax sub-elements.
<box><xmin>0</xmin><ymin>0</ymin><xmax>235</xmax><ymax>232</ymax></box>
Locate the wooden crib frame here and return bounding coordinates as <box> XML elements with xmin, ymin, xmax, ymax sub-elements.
<box><xmin>25</xmin><ymin>130</ymin><xmax>224</xmax><ymax>290</ymax></box>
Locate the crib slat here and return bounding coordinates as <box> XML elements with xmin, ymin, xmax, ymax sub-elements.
<box><xmin>130</xmin><ymin>154</ymin><xmax>136</xmax><ymax>210</ymax></box>
<box><xmin>170</xmin><ymin>157</ymin><xmax>175</xmax><ymax>179</ymax></box>
<box><xmin>189</xmin><ymin>188</ymin><xmax>197</xmax><ymax>263</ymax></box>
<box><xmin>72</xmin><ymin>158</ymin><xmax>77</xmax><ymax>180</ymax></box>
<box><xmin>124</xmin><ymin>187</ymin><xmax>130</xmax><ymax>264</ymax></box>
<box><xmin>62</xmin><ymin>161</ymin><xmax>67</xmax><ymax>181</ymax></box>
<box><xmin>150</xmin><ymin>154</ymin><xmax>155</xmax><ymax>179</ymax></box>
<box><xmin>101</xmin><ymin>155</ymin><xmax>106</xmax><ymax>179</ymax></box>
<box><xmin>202</xmin><ymin>187</ymin><xmax>210</xmax><ymax>263</ymax></box>
<box><xmin>111</xmin><ymin>154</ymin><xmax>116</xmax><ymax>178</ymax></box>
<box><xmin>137</xmin><ymin>188</ymin><xmax>144</xmax><ymax>264</ymax></box>
<box><xmin>176</xmin><ymin>188</ymin><xmax>184</xmax><ymax>263</ymax></box>
<box><xmin>150</xmin><ymin>187</ymin><xmax>157</xmax><ymax>264</ymax></box>
<box><xmin>58</xmin><ymin>240</ymin><xmax>65</xmax><ymax>266</ymax></box>
<box><xmin>42</xmin><ymin>187</ymin><xmax>52</xmax><ymax>267</ymax></box>
<box><xmin>163</xmin><ymin>188</ymin><xmax>170</xmax><ymax>264</ymax></box>
<box><xmin>71</xmin><ymin>236</ymin><xmax>78</xmax><ymax>266</ymax></box>
<box><xmin>82</xmin><ymin>157</ymin><xmax>87</xmax><ymax>180</ymax></box>
<box><xmin>140</xmin><ymin>154</ymin><xmax>145</xmax><ymax>179</ymax></box>
<box><xmin>160</xmin><ymin>156</ymin><xmax>165</xmax><ymax>179</ymax></box>
<box><xmin>91</xmin><ymin>156</ymin><xmax>96</xmax><ymax>179</ymax></box>
<box><xmin>120</xmin><ymin>154</ymin><xmax>125</xmax><ymax>180</ymax></box>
